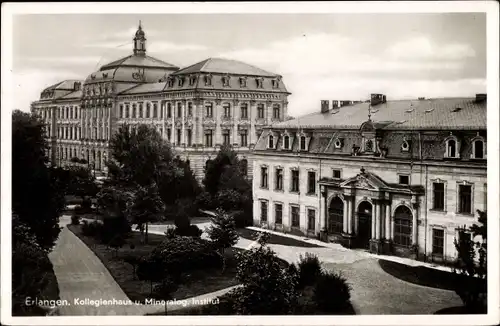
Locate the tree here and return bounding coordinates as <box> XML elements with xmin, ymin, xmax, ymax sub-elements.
<box><xmin>107</xmin><ymin>124</ymin><xmax>175</xmax><ymax>187</ymax></box>
<box><xmin>66</xmin><ymin>166</ymin><xmax>98</xmax><ymax>202</ymax></box>
<box><xmin>123</xmin><ymin>254</ymin><xmax>142</xmax><ymax>280</ymax></box>
<box><xmin>137</xmin><ymin>255</ymin><xmax>167</xmax><ymax>294</ymax></box>
<box><xmin>207</xmin><ymin>208</ymin><xmax>239</xmax><ymax>272</ymax></box>
<box><xmin>153</xmin><ymin>277</ymin><xmax>179</xmax><ymax>314</ymax></box>
<box><xmin>234</xmin><ymin>232</ymin><xmax>299</xmax><ymax>314</ymax></box>
<box><xmin>202</xmin><ymin>145</ymin><xmax>241</xmax><ymax>195</ymax></box>
<box><xmin>453</xmin><ymin>210</ymin><xmax>487</xmax><ymax>313</ymax></box>
<box><xmin>125</xmin><ymin>183</ymin><xmax>166</xmax><ymax>244</ymax></box>
<box><xmin>12</xmin><ymin>110</ymin><xmax>65</xmax><ymax>251</ymax></box>
<box><xmin>96</xmin><ymin>184</ymin><xmax>133</xmax><ymax>219</ymax></box>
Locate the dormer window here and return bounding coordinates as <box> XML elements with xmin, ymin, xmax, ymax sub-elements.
<box><xmin>401</xmin><ymin>139</ymin><xmax>411</xmax><ymax>152</ymax></box>
<box><xmin>204</xmin><ymin>75</ymin><xmax>212</xmax><ymax>86</ymax></box>
<box><xmin>222</xmin><ymin>76</ymin><xmax>230</xmax><ymax>87</ymax></box>
<box><xmin>334</xmin><ymin>138</ymin><xmax>344</xmax><ymax>149</ymax></box>
<box><xmin>239</xmin><ymin>77</ymin><xmax>247</xmax><ymax>88</ymax></box>
<box><xmin>178</xmin><ymin>77</ymin><xmax>184</xmax><ymax>87</ymax></box>
<box><xmin>189</xmin><ymin>75</ymin><xmax>197</xmax><ymax>86</ymax></box>
<box><xmin>283</xmin><ymin>134</ymin><xmax>291</xmax><ymax>150</ymax></box>
<box><xmin>300</xmin><ymin>135</ymin><xmax>307</xmax><ymax>151</ymax></box>
<box><xmin>167</xmin><ymin>78</ymin><xmax>174</xmax><ymax>88</ymax></box>
<box><xmin>445</xmin><ymin>137</ymin><xmax>460</xmax><ymax>158</ymax></box>
<box><xmin>272</xmin><ymin>79</ymin><xmax>279</xmax><ymax>89</ymax></box>
<box><xmin>472</xmin><ymin>137</ymin><xmax>486</xmax><ymax>159</ymax></box>
<box><xmin>268</xmin><ymin>134</ymin><xmax>275</xmax><ymax>149</ymax></box>
<box><xmin>256</xmin><ymin>78</ymin><xmax>264</xmax><ymax>88</ymax></box>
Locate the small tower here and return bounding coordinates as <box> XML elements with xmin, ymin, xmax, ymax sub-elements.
<box><xmin>133</xmin><ymin>21</ymin><xmax>146</xmax><ymax>56</ymax></box>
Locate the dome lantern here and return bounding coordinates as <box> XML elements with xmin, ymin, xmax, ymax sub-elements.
<box><xmin>133</xmin><ymin>20</ymin><xmax>146</xmax><ymax>56</ymax></box>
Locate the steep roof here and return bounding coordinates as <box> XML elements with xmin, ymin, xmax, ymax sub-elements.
<box><xmin>274</xmin><ymin>97</ymin><xmax>486</xmax><ymax>130</ymax></box>
<box><xmin>100</xmin><ymin>54</ymin><xmax>179</xmax><ymax>71</ymax></box>
<box><xmin>59</xmin><ymin>90</ymin><xmax>82</xmax><ymax>100</ymax></box>
<box><xmin>42</xmin><ymin>80</ymin><xmax>82</xmax><ymax>92</ymax></box>
<box><xmin>173</xmin><ymin>58</ymin><xmax>278</xmax><ymax>77</ymax></box>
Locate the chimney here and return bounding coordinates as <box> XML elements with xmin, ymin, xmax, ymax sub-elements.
<box><xmin>371</xmin><ymin>93</ymin><xmax>386</xmax><ymax>106</ymax></box>
<box><xmin>475</xmin><ymin>94</ymin><xmax>487</xmax><ymax>102</ymax></box>
<box><xmin>321</xmin><ymin>100</ymin><xmax>330</xmax><ymax>113</ymax></box>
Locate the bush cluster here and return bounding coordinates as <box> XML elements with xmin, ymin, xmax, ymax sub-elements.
<box><xmin>149</xmin><ymin>237</ymin><xmax>222</xmax><ymax>275</ymax></box>
<box><xmin>297</xmin><ymin>253</ymin><xmax>323</xmax><ymax>288</ymax></box>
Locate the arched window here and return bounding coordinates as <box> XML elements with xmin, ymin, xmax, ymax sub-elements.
<box><xmin>283</xmin><ymin>135</ymin><xmax>290</xmax><ymax>149</ymax></box>
<box><xmin>223</xmin><ymin>103</ymin><xmax>231</xmax><ymax>118</ymax></box>
<box><xmin>138</xmin><ymin>103</ymin><xmax>143</xmax><ymax>118</ymax></box>
<box><xmin>393</xmin><ymin>206</ymin><xmax>413</xmax><ymax>247</ymax></box>
<box><xmin>268</xmin><ymin>134</ymin><xmax>274</xmax><ymax>149</ymax></box>
<box><xmin>328</xmin><ymin>197</ymin><xmax>344</xmax><ymax>234</ymax></box>
<box><xmin>177</xmin><ymin>102</ymin><xmax>182</xmax><ymax>118</ymax></box>
<box><xmin>167</xmin><ymin>103</ymin><xmax>172</xmax><ymax>118</ymax></box>
<box><xmin>473</xmin><ymin>138</ymin><xmax>485</xmax><ymax>159</ymax></box>
<box><xmin>145</xmin><ymin>103</ymin><xmax>151</xmax><ymax>118</ymax></box>
<box><xmin>446</xmin><ymin>138</ymin><xmax>457</xmax><ymax>158</ymax></box>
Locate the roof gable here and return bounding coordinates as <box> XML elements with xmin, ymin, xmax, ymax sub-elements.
<box><xmin>340</xmin><ymin>169</ymin><xmax>387</xmax><ymax>190</ymax></box>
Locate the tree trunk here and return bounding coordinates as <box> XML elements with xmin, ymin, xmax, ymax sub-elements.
<box><xmin>145</xmin><ymin>222</ymin><xmax>149</xmax><ymax>244</ymax></box>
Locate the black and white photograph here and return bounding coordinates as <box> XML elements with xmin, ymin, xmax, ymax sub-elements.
<box><xmin>1</xmin><ymin>2</ymin><xmax>499</xmax><ymax>325</ymax></box>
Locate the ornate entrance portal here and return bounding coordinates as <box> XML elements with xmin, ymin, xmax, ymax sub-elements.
<box><xmin>357</xmin><ymin>201</ymin><xmax>373</xmax><ymax>249</ymax></box>
<box><xmin>328</xmin><ymin>197</ymin><xmax>344</xmax><ymax>234</ymax></box>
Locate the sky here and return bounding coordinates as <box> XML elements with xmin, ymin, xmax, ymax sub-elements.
<box><xmin>12</xmin><ymin>13</ymin><xmax>486</xmax><ymax>117</ymax></box>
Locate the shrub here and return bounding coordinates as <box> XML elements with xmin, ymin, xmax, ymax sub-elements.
<box><xmin>297</xmin><ymin>253</ymin><xmax>323</xmax><ymax>288</ymax></box>
<box><xmin>98</xmin><ymin>216</ymin><xmax>131</xmax><ymax>243</ymax></box>
<box><xmin>174</xmin><ymin>214</ymin><xmax>190</xmax><ymax>230</ymax></box>
<box><xmin>313</xmin><ymin>271</ymin><xmax>351</xmax><ymax>313</ymax></box>
<box><xmin>215</xmin><ymin>189</ymin><xmax>243</xmax><ymax>211</ymax></box>
<box><xmin>71</xmin><ymin>214</ymin><xmax>81</xmax><ymax>225</ymax></box>
<box><xmin>175</xmin><ymin>224</ymin><xmax>203</xmax><ymax>238</ymax></box>
<box><xmin>230</xmin><ymin>210</ymin><xmax>253</xmax><ymax>228</ymax></box>
<box><xmin>81</xmin><ymin>198</ymin><xmax>92</xmax><ymax>213</ymax></box>
<box><xmin>149</xmin><ymin>237</ymin><xmax>222</xmax><ymax>275</ymax></box>
<box><xmin>164</xmin><ymin>226</ymin><xmax>177</xmax><ymax>239</ymax></box>
<box><xmin>152</xmin><ymin>276</ymin><xmax>179</xmax><ymax>300</ymax></box>
<box><xmin>81</xmin><ymin>220</ymin><xmax>102</xmax><ymax>237</ymax></box>
<box><xmin>195</xmin><ymin>191</ymin><xmax>214</xmax><ymax>210</ymax></box>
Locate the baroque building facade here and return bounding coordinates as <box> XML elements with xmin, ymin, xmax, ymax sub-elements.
<box><xmin>30</xmin><ymin>23</ymin><xmax>290</xmax><ymax>178</ymax></box>
<box><xmin>252</xmin><ymin>94</ymin><xmax>487</xmax><ymax>263</ymax></box>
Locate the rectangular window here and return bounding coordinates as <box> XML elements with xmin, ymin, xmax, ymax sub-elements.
<box><xmin>275</xmin><ymin>203</ymin><xmax>283</xmax><ymax>224</ymax></box>
<box><xmin>260</xmin><ymin>201</ymin><xmax>268</xmax><ymax>223</ymax></box>
<box><xmin>223</xmin><ymin>130</ymin><xmax>231</xmax><ymax>145</ymax></box>
<box><xmin>307</xmin><ymin>209</ymin><xmax>315</xmax><ymax>231</ymax></box>
<box><xmin>240</xmin><ymin>130</ymin><xmax>248</xmax><ymax>147</ymax></box>
<box><xmin>432</xmin><ymin>229</ymin><xmax>444</xmax><ymax>256</ymax></box>
<box><xmin>307</xmin><ymin>171</ymin><xmax>316</xmax><ymax>194</ymax></box>
<box><xmin>176</xmin><ymin>129</ymin><xmax>181</xmax><ymax>145</ymax></box>
<box><xmin>223</xmin><ymin>104</ymin><xmax>231</xmax><ymax>118</ymax></box>
<box><xmin>138</xmin><ymin>103</ymin><xmax>143</xmax><ymax>118</ymax></box>
<box><xmin>399</xmin><ymin>175</ymin><xmax>410</xmax><ymax>185</ymax></box>
<box><xmin>153</xmin><ymin>103</ymin><xmax>158</xmax><ymax>118</ymax></box>
<box><xmin>458</xmin><ymin>185</ymin><xmax>472</xmax><ymax>214</ymax></box>
<box><xmin>205</xmin><ymin>103</ymin><xmax>213</xmax><ymax>118</ymax></box>
<box><xmin>205</xmin><ymin>130</ymin><xmax>213</xmax><ymax>147</ymax></box>
<box><xmin>291</xmin><ymin>206</ymin><xmax>300</xmax><ymax>227</ymax></box>
<box><xmin>187</xmin><ymin>129</ymin><xmax>192</xmax><ymax>146</ymax></box>
<box><xmin>275</xmin><ymin>168</ymin><xmax>283</xmax><ymax>191</ymax></box>
<box><xmin>260</xmin><ymin>167</ymin><xmax>268</xmax><ymax>189</ymax></box>
<box><xmin>125</xmin><ymin>105</ymin><xmax>129</xmax><ymax>118</ymax></box>
<box><xmin>433</xmin><ymin>183</ymin><xmax>445</xmax><ymax>210</ymax></box>
<box><xmin>167</xmin><ymin>105</ymin><xmax>172</xmax><ymax>118</ymax></box>
<box><xmin>241</xmin><ymin>104</ymin><xmax>248</xmax><ymax>119</ymax></box>
<box><xmin>188</xmin><ymin>102</ymin><xmax>193</xmax><ymax>117</ymax></box>
<box><xmin>332</xmin><ymin>169</ymin><xmax>342</xmax><ymax>179</ymax></box>
<box><xmin>167</xmin><ymin>128</ymin><xmax>171</xmax><ymax>141</ymax></box>
<box><xmin>177</xmin><ymin>104</ymin><xmax>182</xmax><ymax>118</ymax></box>
<box><xmin>291</xmin><ymin>169</ymin><xmax>300</xmax><ymax>193</ymax></box>
<box><xmin>273</xmin><ymin>106</ymin><xmax>280</xmax><ymax>119</ymax></box>
<box><xmin>257</xmin><ymin>104</ymin><xmax>264</xmax><ymax>119</ymax></box>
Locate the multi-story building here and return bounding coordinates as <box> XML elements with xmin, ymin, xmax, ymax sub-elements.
<box><xmin>30</xmin><ymin>22</ymin><xmax>290</xmax><ymax>178</ymax></box>
<box><xmin>252</xmin><ymin>94</ymin><xmax>487</xmax><ymax>263</ymax></box>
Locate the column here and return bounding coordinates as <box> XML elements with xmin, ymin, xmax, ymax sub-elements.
<box><xmin>320</xmin><ymin>187</ymin><xmax>327</xmax><ymax>231</ymax></box>
<box><xmin>351</xmin><ymin>197</ymin><xmax>356</xmax><ymax>234</ymax></box>
<box><xmin>249</xmin><ymin>100</ymin><xmax>256</xmax><ymax>146</ymax></box>
<box><xmin>375</xmin><ymin>200</ymin><xmax>381</xmax><ymax>239</ymax></box>
<box><xmin>197</xmin><ymin>100</ymin><xmax>204</xmax><ymax>146</ymax></box>
<box><xmin>412</xmin><ymin>203</ymin><xmax>419</xmax><ymax>245</ymax></box>
<box><xmin>233</xmin><ymin>100</ymin><xmax>238</xmax><ymax>146</ymax></box>
<box><xmin>215</xmin><ymin>99</ymin><xmax>222</xmax><ymax>146</ymax></box>
<box><xmin>192</xmin><ymin>101</ymin><xmax>197</xmax><ymax>147</ymax></box>
<box><xmin>161</xmin><ymin>101</ymin><xmax>166</xmax><ymax>140</ymax></box>
<box><xmin>385</xmin><ymin>202</ymin><xmax>391</xmax><ymax>240</ymax></box>
<box><xmin>342</xmin><ymin>198</ymin><xmax>348</xmax><ymax>234</ymax></box>
<box><xmin>172</xmin><ymin>102</ymin><xmax>176</xmax><ymax>146</ymax></box>
<box><xmin>181</xmin><ymin>100</ymin><xmax>186</xmax><ymax>146</ymax></box>
<box><xmin>371</xmin><ymin>201</ymin><xmax>376</xmax><ymax>239</ymax></box>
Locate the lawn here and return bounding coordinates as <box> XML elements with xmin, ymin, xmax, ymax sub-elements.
<box><xmin>67</xmin><ymin>224</ymin><xmax>241</xmax><ymax>303</ymax></box>
<box><xmin>237</xmin><ymin>228</ymin><xmax>322</xmax><ymax>248</ymax></box>
<box><xmin>378</xmin><ymin>259</ymin><xmax>486</xmax><ymax>291</ymax></box>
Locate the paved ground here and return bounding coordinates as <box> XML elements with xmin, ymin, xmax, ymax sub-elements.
<box><xmin>49</xmin><ymin>216</ymin><xmax>235</xmax><ymax>315</ymax></box>
<box><xmin>55</xmin><ymin>214</ymin><xmax>462</xmax><ymax>315</ymax></box>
